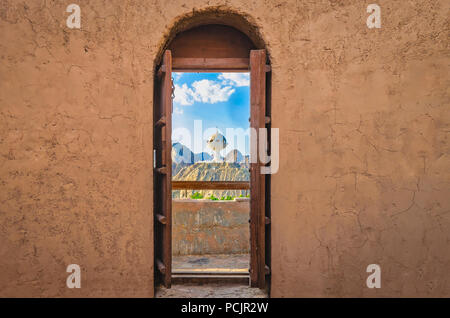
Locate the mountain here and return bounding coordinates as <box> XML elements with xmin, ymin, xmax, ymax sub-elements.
<box><xmin>172</xmin><ymin>142</ymin><xmax>247</xmax><ymax>165</ymax></box>
<box><xmin>172</xmin><ymin>143</ymin><xmax>213</xmax><ymax>163</ymax></box>
<box><xmin>171</xmin><ymin>143</ymin><xmax>249</xmax><ymax>199</ymax></box>
<box><xmin>194</xmin><ymin>152</ymin><xmax>212</xmax><ymax>162</ymax></box>
<box><xmin>225</xmin><ymin>149</ymin><xmax>244</xmax><ymax>163</ymax></box>
<box><xmin>172</xmin><ymin>142</ymin><xmax>194</xmax><ymax>164</ymax></box>
<box><xmin>173</xmin><ymin>162</ymin><xmax>249</xmax><ymax>181</ymax></box>
<box><xmin>172</xmin><ymin>162</ymin><xmax>249</xmax><ymax>199</ymax></box>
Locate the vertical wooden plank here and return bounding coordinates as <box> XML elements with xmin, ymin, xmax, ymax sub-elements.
<box><xmin>250</xmin><ymin>49</ymin><xmax>266</xmax><ymax>288</ymax></box>
<box><xmin>153</xmin><ymin>54</ymin><xmax>163</xmax><ymax>288</ymax></box>
<box><xmin>154</xmin><ymin>50</ymin><xmax>172</xmax><ymax>288</ymax></box>
<box><xmin>163</xmin><ymin>50</ymin><xmax>173</xmax><ymax>288</ymax></box>
<box><xmin>264</xmin><ymin>66</ymin><xmax>272</xmax><ymax>292</ymax></box>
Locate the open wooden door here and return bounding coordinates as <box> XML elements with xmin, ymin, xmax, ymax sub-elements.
<box><xmin>154</xmin><ymin>50</ymin><xmax>173</xmax><ymax>288</ymax></box>
<box><xmin>250</xmin><ymin>49</ymin><xmax>270</xmax><ymax>288</ymax></box>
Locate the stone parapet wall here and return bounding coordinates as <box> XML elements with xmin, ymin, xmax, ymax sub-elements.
<box><xmin>172</xmin><ymin>199</ymin><xmax>250</xmax><ymax>255</ymax></box>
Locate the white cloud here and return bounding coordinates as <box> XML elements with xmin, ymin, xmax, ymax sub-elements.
<box><xmin>191</xmin><ymin>80</ymin><xmax>235</xmax><ymax>104</ymax></box>
<box><xmin>218</xmin><ymin>73</ymin><xmax>250</xmax><ymax>87</ymax></box>
<box><xmin>173</xmin><ymin>80</ymin><xmax>235</xmax><ymax>106</ymax></box>
<box><xmin>173</xmin><ymin>83</ymin><xmax>195</xmax><ymax>106</ymax></box>
<box><xmin>174</xmin><ymin>107</ymin><xmax>183</xmax><ymax>115</ymax></box>
<box><xmin>173</xmin><ymin>72</ymin><xmax>183</xmax><ymax>81</ymax></box>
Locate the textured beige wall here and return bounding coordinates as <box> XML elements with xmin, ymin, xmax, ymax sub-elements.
<box><xmin>0</xmin><ymin>0</ymin><xmax>449</xmax><ymax>297</ymax></box>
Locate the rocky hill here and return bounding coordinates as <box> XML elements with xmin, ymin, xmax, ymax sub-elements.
<box><xmin>225</xmin><ymin>149</ymin><xmax>244</xmax><ymax>163</ymax></box>
<box><xmin>172</xmin><ymin>142</ymin><xmax>194</xmax><ymax>164</ymax></box>
<box><xmin>172</xmin><ymin>162</ymin><xmax>249</xmax><ymax>199</ymax></box>
<box><xmin>172</xmin><ymin>142</ymin><xmax>243</xmax><ymax>164</ymax></box>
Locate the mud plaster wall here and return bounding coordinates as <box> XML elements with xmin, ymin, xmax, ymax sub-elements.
<box><xmin>0</xmin><ymin>0</ymin><xmax>448</xmax><ymax>297</ymax></box>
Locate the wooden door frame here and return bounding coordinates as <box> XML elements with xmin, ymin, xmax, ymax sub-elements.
<box><xmin>249</xmin><ymin>49</ymin><xmax>269</xmax><ymax>288</ymax></box>
<box><xmin>154</xmin><ymin>50</ymin><xmax>173</xmax><ymax>288</ymax></box>
<box><xmin>154</xmin><ymin>50</ymin><xmax>271</xmax><ymax>289</ymax></box>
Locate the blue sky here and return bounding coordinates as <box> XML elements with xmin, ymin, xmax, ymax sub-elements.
<box><xmin>172</xmin><ymin>72</ymin><xmax>250</xmax><ymax>155</ymax></box>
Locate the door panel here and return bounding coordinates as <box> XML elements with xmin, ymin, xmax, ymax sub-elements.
<box><xmin>250</xmin><ymin>49</ymin><xmax>269</xmax><ymax>288</ymax></box>
<box><xmin>154</xmin><ymin>50</ymin><xmax>173</xmax><ymax>288</ymax></box>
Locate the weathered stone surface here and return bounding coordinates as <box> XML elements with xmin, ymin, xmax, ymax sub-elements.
<box><xmin>0</xmin><ymin>0</ymin><xmax>449</xmax><ymax>297</ymax></box>
<box><xmin>173</xmin><ymin>200</ymin><xmax>249</xmax><ymax>255</ymax></box>
<box><xmin>156</xmin><ymin>284</ymin><xmax>267</xmax><ymax>298</ymax></box>
<box><xmin>173</xmin><ymin>254</ymin><xmax>249</xmax><ymax>271</ymax></box>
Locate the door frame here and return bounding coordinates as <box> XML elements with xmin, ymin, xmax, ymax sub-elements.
<box><xmin>153</xmin><ymin>50</ymin><xmax>271</xmax><ymax>289</ymax></box>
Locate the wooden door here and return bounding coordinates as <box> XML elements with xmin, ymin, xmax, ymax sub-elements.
<box><xmin>250</xmin><ymin>49</ymin><xmax>270</xmax><ymax>288</ymax></box>
<box><xmin>154</xmin><ymin>50</ymin><xmax>173</xmax><ymax>288</ymax></box>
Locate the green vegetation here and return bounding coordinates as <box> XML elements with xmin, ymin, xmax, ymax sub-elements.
<box><xmin>207</xmin><ymin>194</ymin><xmax>219</xmax><ymax>201</ymax></box>
<box><xmin>190</xmin><ymin>192</ymin><xmax>204</xmax><ymax>199</ymax></box>
<box><xmin>188</xmin><ymin>192</ymin><xmax>250</xmax><ymax>201</ymax></box>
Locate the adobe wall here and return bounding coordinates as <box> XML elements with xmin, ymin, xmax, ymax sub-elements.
<box><xmin>0</xmin><ymin>1</ymin><xmax>448</xmax><ymax>297</ymax></box>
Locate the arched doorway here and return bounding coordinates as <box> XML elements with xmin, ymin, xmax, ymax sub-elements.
<box><xmin>154</xmin><ymin>21</ymin><xmax>271</xmax><ymax>290</ymax></box>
